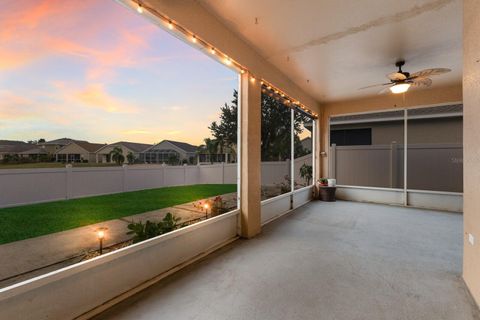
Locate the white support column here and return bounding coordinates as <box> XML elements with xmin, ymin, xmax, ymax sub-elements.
<box><xmin>291</xmin><ymin>109</ymin><xmax>295</xmax><ymax>186</ymax></box>
<box><xmin>239</xmin><ymin>72</ymin><xmax>261</xmax><ymax>238</ymax></box>
<box><xmin>403</xmin><ymin>109</ymin><xmax>408</xmax><ymax>206</ymax></box>
<box><xmin>390</xmin><ymin>142</ymin><xmax>398</xmax><ymax>188</ymax></box>
<box><xmin>290</xmin><ymin>108</ymin><xmax>295</xmax><ymax>209</ymax></box>
<box><xmin>329</xmin><ymin>144</ymin><xmax>336</xmax><ymax>179</ymax></box>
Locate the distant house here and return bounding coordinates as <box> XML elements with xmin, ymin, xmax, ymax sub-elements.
<box><xmin>55</xmin><ymin>141</ymin><xmax>106</xmax><ymax>163</ymax></box>
<box><xmin>196</xmin><ymin>144</ymin><xmax>236</xmax><ymax>164</ymax></box>
<box><xmin>17</xmin><ymin>147</ymin><xmax>48</xmax><ymax>160</ymax></box>
<box><xmin>0</xmin><ymin>140</ymin><xmax>47</xmax><ymax>161</ymax></box>
<box><xmin>95</xmin><ymin>141</ymin><xmax>152</xmax><ymax>164</ymax></box>
<box><xmin>139</xmin><ymin>140</ymin><xmax>198</xmax><ymax>164</ymax></box>
<box><xmin>38</xmin><ymin>138</ymin><xmax>87</xmax><ymax>155</ymax></box>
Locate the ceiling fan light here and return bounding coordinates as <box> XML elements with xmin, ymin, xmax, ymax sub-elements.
<box><xmin>389</xmin><ymin>83</ymin><xmax>411</xmax><ymax>94</ymax></box>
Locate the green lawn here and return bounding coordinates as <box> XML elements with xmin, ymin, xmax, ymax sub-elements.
<box><xmin>0</xmin><ymin>184</ymin><xmax>236</xmax><ymax>244</ymax></box>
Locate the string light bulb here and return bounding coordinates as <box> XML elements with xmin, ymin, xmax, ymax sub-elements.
<box><xmin>127</xmin><ymin>1</ymin><xmax>318</xmax><ymax>119</ymax></box>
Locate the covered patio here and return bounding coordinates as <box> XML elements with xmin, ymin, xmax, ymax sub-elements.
<box><xmin>1</xmin><ymin>0</ymin><xmax>479</xmax><ymax>319</ymax></box>
<box><xmin>95</xmin><ymin>201</ymin><xmax>477</xmax><ymax>320</ymax></box>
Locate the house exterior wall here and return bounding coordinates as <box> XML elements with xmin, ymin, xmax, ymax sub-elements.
<box><xmin>463</xmin><ymin>0</ymin><xmax>480</xmax><ymax>307</ymax></box>
<box><xmin>55</xmin><ymin>144</ymin><xmax>90</xmax><ymax>161</ymax></box>
<box><xmin>55</xmin><ymin>144</ymin><xmax>100</xmax><ymax>163</ymax></box>
<box><xmin>96</xmin><ymin>145</ymin><xmax>137</xmax><ymax>163</ymax></box>
<box><xmin>142</xmin><ymin>141</ymin><xmax>193</xmax><ymax>163</ymax></box>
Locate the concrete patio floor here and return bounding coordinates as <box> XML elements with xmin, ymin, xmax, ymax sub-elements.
<box><xmin>95</xmin><ymin>201</ymin><xmax>479</xmax><ymax>320</ymax></box>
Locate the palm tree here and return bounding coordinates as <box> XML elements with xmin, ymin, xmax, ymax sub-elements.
<box><xmin>126</xmin><ymin>152</ymin><xmax>135</xmax><ymax>164</ymax></box>
<box><xmin>110</xmin><ymin>147</ymin><xmax>125</xmax><ymax>165</ymax></box>
<box><xmin>203</xmin><ymin>138</ymin><xmax>219</xmax><ymax>163</ymax></box>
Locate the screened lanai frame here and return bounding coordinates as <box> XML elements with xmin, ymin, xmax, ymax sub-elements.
<box><xmin>327</xmin><ymin>100</ymin><xmax>464</xmax><ymax>205</ymax></box>
<box><xmin>259</xmin><ymin>88</ymin><xmax>317</xmax><ymax>207</ymax></box>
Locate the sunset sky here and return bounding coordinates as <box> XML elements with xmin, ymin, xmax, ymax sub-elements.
<box><xmin>0</xmin><ymin>0</ymin><xmax>238</xmax><ymax>145</ymax></box>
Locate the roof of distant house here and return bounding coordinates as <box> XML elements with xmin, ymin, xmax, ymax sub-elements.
<box><xmin>145</xmin><ymin>140</ymin><xmax>199</xmax><ymax>154</ymax></box>
<box><xmin>75</xmin><ymin>141</ymin><xmax>107</xmax><ymax>153</ymax></box>
<box><xmin>104</xmin><ymin>141</ymin><xmax>153</xmax><ymax>153</ymax></box>
<box><xmin>164</xmin><ymin>140</ymin><xmax>198</xmax><ymax>153</ymax></box>
<box><xmin>17</xmin><ymin>147</ymin><xmax>48</xmax><ymax>155</ymax></box>
<box><xmin>56</xmin><ymin>141</ymin><xmax>106</xmax><ymax>153</ymax></box>
<box><xmin>39</xmin><ymin>138</ymin><xmax>88</xmax><ymax>146</ymax></box>
<box><xmin>0</xmin><ymin>140</ymin><xmax>36</xmax><ymax>154</ymax></box>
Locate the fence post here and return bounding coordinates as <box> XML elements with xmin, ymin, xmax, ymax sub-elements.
<box><xmin>65</xmin><ymin>164</ymin><xmax>72</xmax><ymax>199</ymax></box>
<box><xmin>390</xmin><ymin>142</ymin><xmax>398</xmax><ymax>188</ymax></box>
<box><xmin>222</xmin><ymin>162</ymin><xmax>225</xmax><ymax>184</ymax></box>
<box><xmin>329</xmin><ymin>144</ymin><xmax>336</xmax><ymax>179</ymax></box>
<box><xmin>122</xmin><ymin>164</ymin><xmax>127</xmax><ymax>192</ymax></box>
<box><xmin>162</xmin><ymin>163</ymin><xmax>166</xmax><ymax>187</ymax></box>
<box><xmin>183</xmin><ymin>163</ymin><xmax>187</xmax><ymax>185</ymax></box>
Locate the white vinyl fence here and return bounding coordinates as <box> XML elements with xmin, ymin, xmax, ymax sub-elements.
<box><xmin>0</xmin><ymin>155</ymin><xmax>312</xmax><ymax>208</ymax></box>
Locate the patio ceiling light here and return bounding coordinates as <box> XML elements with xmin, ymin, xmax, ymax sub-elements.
<box><xmin>389</xmin><ymin>83</ymin><xmax>411</xmax><ymax>94</ymax></box>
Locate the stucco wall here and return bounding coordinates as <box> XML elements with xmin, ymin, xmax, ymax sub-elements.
<box><xmin>463</xmin><ymin>0</ymin><xmax>480</xmax><ymax>307</ymax></box>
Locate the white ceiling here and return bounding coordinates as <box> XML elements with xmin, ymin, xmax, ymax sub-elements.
<box><xmin>198</xmin><ymin>0</ymin><xmax>462</xmax><ymax>103</ymax></box>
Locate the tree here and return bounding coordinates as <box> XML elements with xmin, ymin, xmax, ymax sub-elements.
<box><xmin>126</xmin><ymin>152</ymin><xmax>135</xmax><ymax>164</ymax></box>
<box><xmin>208</xmin><ymin>89</ymin><xmax>312</xmax><ymax>162</ymax></box>
<box><xmin>38</xmin><ymin>138</ymin><xmax>46</xmax><ymax>143</ymax></box>
<box><xmin>208</xmin><ymin>90</ymin><xmax>238</xmax><ymax>152</ymax></box>
<box><xmin>110</xmin><ymin>147</ymin><xmax>125</xmax><ymax>165</ymax></box>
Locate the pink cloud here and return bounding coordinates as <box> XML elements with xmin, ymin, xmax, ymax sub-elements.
<box><xmin>0</xmin><ymin>0</ymin><xmax>156</xmax><ymax>78</ymax></box>
<box><xmin>73</xmin><ymin>83</ymin><xmax>137</xmax><ymax>113</ymax></box>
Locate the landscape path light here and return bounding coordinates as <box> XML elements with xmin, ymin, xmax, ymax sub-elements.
<box><xmin>203</xmin><ymin>203</ymin><xmax>209</xmax><ymax>220</ymax></box>
<box><xmin>96</xmin><ymin>227</ymin><xmax>108</xmax><ymax>255</ymax></box>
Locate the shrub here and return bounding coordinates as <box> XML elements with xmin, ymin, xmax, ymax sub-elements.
<box><xmin>193</xmin><ymin>196</ymin><xmax>229</xmax><ymax>217</ymax></box>
<box><xmin>299</xmin><ymin>164</ymin><xmax>313</xmax><ymax>186</ymax></box>
<box><xmin>127</xmin><ymin>212</ymin><xmax>184</xmax><ymax>243</ymax></box>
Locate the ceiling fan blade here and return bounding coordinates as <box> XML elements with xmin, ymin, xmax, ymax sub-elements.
<box><xmin>387</xmin><ymin>72</ymin><xmax>407</xmax><ymax>81</ymax></box>
<box><xmin>410</xmin><ymin>77</ymin><xmax>433</xmax><ymax>87</ymax></box>
<box><xmin>410</xmin><ymin>68</ymin><xmax>451</xmax><ymax>78</ymax></box>
<box><xmin>378</xmin><ymin>85</ymin><xmax>394</xmax><ymax>95</ymax></box>
<box><xmin>358</xmin><ymin>83</ymin><xmax>391</xmax><ymax>90</ymax></box>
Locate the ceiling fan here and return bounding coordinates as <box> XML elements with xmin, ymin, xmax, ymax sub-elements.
<box><xmin>359</xmin><ymin>60</ymin><xmax>451</xmax><ymax>94</ymax></box>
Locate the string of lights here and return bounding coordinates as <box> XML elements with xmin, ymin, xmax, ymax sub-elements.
<box><xmin>132</xmin><ymin>1</ymin><xmax>318</xmax><ymax>119</ymax></box>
